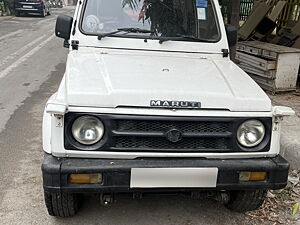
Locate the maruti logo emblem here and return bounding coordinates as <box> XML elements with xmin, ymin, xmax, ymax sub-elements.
<box><xmin>150</xmin><ymin>100</ymin><xmax>201</xmax><ymax>108</ymax></box>
<box><xmin>165</xmin><ymin>128</ymin><xmax>183</xmax><ymax>143</ymax></box>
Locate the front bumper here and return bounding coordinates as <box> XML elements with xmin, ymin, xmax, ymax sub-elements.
<box><xmin>42</xmin><ymin>153</ymin><xmax>289</xmax><ymax>193</ymax></box>
<box><xmin>15</xmin><ymin>3</ymin><xmax>43</xmax><ymax>13</ymax></box>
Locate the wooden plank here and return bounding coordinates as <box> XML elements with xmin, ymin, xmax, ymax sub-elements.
<box><xmin>254</xmin><ymin>17</ymin><xmax>277</xmax><ymax>37</ymax></box>
<box><xmin>238</xmin><ymin>41</ymin><xmax>300</xmax><ymax>54</ymax></box>
<box><xmin>243</xmin><ymin>46</ymin><xmax>261</xmax><ymax>56</ymax></box>
<box><xmin>249</xmin><ymin>73</ymin><xmax>276</xmax><ymax>92</ymax></box>
<box><xmin>236</xmin><ymin>45</ymin><xmax>245</xmax><ymax>51</ymax></box>
<box><xmin>271</xmin><ymin>29</ymin><xmax>299</xmax><ymax>47</ymax></box>
<box><xmin>238</xmin><ymin>62</ymin><xmax>276</xmax><ymax>79</ymax></box>
<box><xmin>291</xmin><ymin>20</ymin><xmax>300</xmax><ymax>36</ymax></box>
<box><xmin>238</xmin><ymin>2</ymin><xmax>272</xmax><ymax>40</ymax></box>
<box><xmin>292</xmin><ymin>37</ymin><xmax>300</xmax><ymax>49</ymax></box>
<box><xmin>248</xmin><ymin>73</ymin><xmax>296</xmax><ymax>94</ymax></box>
<box><xmin>250</xmin><ymin>72</ymin><xmax>296</xmax><ymax>94</ymax></box>
<box><xmin>236</xmin><ymin>51</ymin><xmax>277</xmax><ymax>71</ymax></box>
<box><xmin>237</xmin><ymin>43</ymin><xmax>262</xmax><ymax>56</ymax></box>
<box><xmin>268</xmin><ymin>1</ymin><xmax>287</xmax><ymax>22</ymax></box>
<box><xmin>262</xmin><ymin>49</ymin><xmax>278</xmax><ymax>60</ymax></box>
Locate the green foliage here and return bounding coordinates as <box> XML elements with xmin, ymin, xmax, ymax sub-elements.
<box><xmin>122</xmin><ymin>0</ymin><xmax>141</xmax><ymax>10</ymax></box>
<box><xmin>292</xmin><ymin>202</ymin><xmax>299</xmax><ymax>216</ymax></box>
<box><xmin>1</xmin><ymin>0</ymin><xmax>13</xmax><ymax>11</ymax></box>
<box><xmin>122</xmin><ymin>0</ymin><xmax>193</xmax><ymax>36</ymax></box>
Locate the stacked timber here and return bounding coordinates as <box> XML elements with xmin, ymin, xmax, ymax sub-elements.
<box><xmin>236</xmin><ymin>41</ymin><xmax>300</xmax><ymax>94</ymax></box>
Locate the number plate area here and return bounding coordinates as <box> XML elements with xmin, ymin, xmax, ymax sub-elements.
<box><xmin>23</xmin><ymin>5</ymin><xmax>33</xmax><ymax>8</ymax></box>
<box><xmin>130</xmin><ymin>168</ymin><xmax>218</xmax><ymax>188</ymax></box>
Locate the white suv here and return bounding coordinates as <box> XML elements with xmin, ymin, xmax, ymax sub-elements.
<box><xmin>41</xmin><ymin>0</ymin><xmax>293</xmax><ymax>217</ymax></box>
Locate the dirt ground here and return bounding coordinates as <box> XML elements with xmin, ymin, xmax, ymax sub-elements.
<box><xmin>243</xmin><ymin>170</ymin><xmax>300</xmax><ymax>225</ymax></box>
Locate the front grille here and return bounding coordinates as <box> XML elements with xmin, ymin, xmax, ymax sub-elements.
<box><xmin>111</xmin><ymin>119</ymin><xmax>233</xmax><ymax>152</ymax></box>
<box><xmin>64</xmin><ymin>114</ymin><xmax>272</xmax><ymax>153</ymax></box>
<box><xmin>115</xmin><ymin>136</ymin><xmax>229</xmax><ymax>151</ymax></box>
<box><xmin>116</xmin><ymin>120</ymin><xmax>229</xmax><ymax>133</ymax></box>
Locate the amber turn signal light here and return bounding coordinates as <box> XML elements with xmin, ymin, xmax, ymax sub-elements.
<box><xmin>239</xmin><ymin>172</ymin><xmax>267</xmax><ymax>181</ymax></box>
<box><xmin>69</xmin><ymin>173</ymin><xmax>102</xmax><ymax>184</ymax></box>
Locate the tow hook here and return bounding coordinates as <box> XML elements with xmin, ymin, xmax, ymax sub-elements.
<box><xmin>217</xmin><ymin>191</ymin><xmax>230</xmax><ymax>204</ymax></box>
<box><xmin>100</xmin><ymin>193</ymin><xmax>114</xmax><ymax>206</ymax></box>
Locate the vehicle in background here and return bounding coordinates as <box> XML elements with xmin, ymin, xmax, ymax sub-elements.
<box><xmin>14</xmin><ymin>0</ymin><xmax>51</xmax><ymax>17</ymax></box>
<box><xmin>57</xmin><ymin>0</ymin><xmax>62</xmax><ymax>8</ymax></box>
<box><xmin>49</xmin><ymin>0</ymin><xmax>63</xmax><ymax>8</ymax></box>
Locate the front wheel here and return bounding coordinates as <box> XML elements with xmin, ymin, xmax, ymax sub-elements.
<box><xmin>40</xmin><ymin>7</ymin><xmax>46</xmax><ymax>17</ymax></box>
<box><xmin>224</xmin><ymin>190</ymin><xmax>267</xmax><ymax>212</ymax></box>
<box><xmin>44</xmin><ymin>191</ymin><xmax>80</xmax><ymax>217</ymax></box>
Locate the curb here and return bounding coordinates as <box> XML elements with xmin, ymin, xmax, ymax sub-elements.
<box><xmin>280</xmin><ymin>115</ymin><xmax>300</xmax><ymax>170</ymax></box>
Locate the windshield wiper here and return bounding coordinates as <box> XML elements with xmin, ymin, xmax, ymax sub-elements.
<box><xmin>98</xmin><ymin>28</ymin><xmax>154</xmax><ymax>40</ymax></box>
<box><xmin>159</xmin><ymin>35</ymin><xmax>212</xmax><ymax>44</ymax></box>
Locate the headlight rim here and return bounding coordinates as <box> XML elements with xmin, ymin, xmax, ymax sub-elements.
<box><xmin>71</xmin><ymin>115</ymin><xmax>105</xmax><ymax>145</ymax></box>
<box><xmin>236</xmin><ymin>119</ymin><xmax>266</xmax><ymax>149</ymax></box>
<box><xmin>65</xmin><ymin>114</ymin><xmax>108</xmax><ymax>151</ymax></box>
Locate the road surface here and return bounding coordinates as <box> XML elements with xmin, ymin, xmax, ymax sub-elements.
<box><xmin>0</xmin><ymin>7</ymin><xmax>250</xmax><ymax>225</ymax></box>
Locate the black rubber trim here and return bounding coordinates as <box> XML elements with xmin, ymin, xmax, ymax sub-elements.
<box><xmin>42</xmin><ymin>153</ymin><xmax>289</xmax><ymax>193</ymax></box>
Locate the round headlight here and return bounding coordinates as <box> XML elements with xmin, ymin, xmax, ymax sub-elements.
<box><xmin>72</xmin><ymin>116</ymin><xmax>104</xmax><ymax>145</ymax></box>
<box><xmin>237</xmin><ymin>120</ymin><xmax>265</xmax><ymax>148</ymax></box>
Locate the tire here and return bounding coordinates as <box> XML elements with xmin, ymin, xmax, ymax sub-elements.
<box><xmin>44</xmin><ymin>191</ymin><xmax>80</xmax><ymax>217</ymax></box>
<box><xmin>41</xmin><ymin>7</ymin><xmax>46</xmax><ymax>17</ymax></box>
<box><xmin>225</xmin><ymin>190</ymin><xmax>267</xmax><ymax>212</ymax></box>
<box><xmin>47</xmin><ymin>9</ymin><xmax>51</xmax><ymax>15</ymax></box>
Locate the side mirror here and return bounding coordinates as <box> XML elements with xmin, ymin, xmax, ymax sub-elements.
<box><xmin>225</xmin><ymin>25</ymin><xmax>238</xmax><ymax>47</ymax></box>
<box><xmin>55</xmin><ymin>15</ymin><xmax>73</xmax><ymax>40</ymax></box>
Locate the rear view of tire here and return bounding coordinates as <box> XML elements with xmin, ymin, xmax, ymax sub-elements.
<box><xmin>225</xmin><ymin>190</ymin><xmax>267</xmax><ymax>212</ymax></box>
<box><xmin>44</xmin><ymin>191</ymin><xmax>80</xmax><ymax>217</ymax></box>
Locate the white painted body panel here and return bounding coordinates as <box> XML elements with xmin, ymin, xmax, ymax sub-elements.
<box><xmin>42</xmin><ymin>0</ymin><xmax>293</xmax><ymax>160</ymax></box>
<box><xmin>62</xmin><ymin>49</ymin><xmax>271</xmax><ymax>112</ymax></box>
<box><xmin>42</xmin><ymin>109</ymin><xmax>51</xmax><ymax>154</ymax></box>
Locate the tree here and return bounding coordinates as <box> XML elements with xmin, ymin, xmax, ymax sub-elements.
<box><xmin>2</xmin><ymin>0</ymin><xmax>13</xmax><ymax>15</ymax></box>
<box><xmin>229</xmin><ymin>0</ymin><xmax>240</xmax><ymax>60</ymax></box>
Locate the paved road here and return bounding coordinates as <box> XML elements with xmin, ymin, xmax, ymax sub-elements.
<box><xmin>0</xmin><ymin>7</ymin><xmax>249</xmax><ymax>225</ymax></box>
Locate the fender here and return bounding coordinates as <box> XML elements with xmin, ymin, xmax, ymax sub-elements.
<box><xmin>42</xmin><ymin>108</ymin><xmax>52</xmax><ymax>154</ymax></box>
<box><xmin>43</xmin><ymin>93</ymin><xmax>59</xmax><ymax>154</ymax></box>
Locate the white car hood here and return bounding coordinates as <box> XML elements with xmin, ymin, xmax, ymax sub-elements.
<box><xmin>62</xmin><ymin>49</ymin><xmax>271</xmax><ymax>112</ymax></box>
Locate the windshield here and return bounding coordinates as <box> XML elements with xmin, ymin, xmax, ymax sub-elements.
<box><xmin>81</xmin><ymin>0</ymin><xmax>220</xmax><ymax>42</ymax></box>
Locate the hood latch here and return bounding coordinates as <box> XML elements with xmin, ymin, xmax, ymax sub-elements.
<box><xmin>71</xmin><ymin>40</ymin><xmax>79</xmax><ymax>50</ymax></box>
<box><xmin>221</xmin><ymin>49</ymin><xmax>229</xmax><ymax>57</ymax></box>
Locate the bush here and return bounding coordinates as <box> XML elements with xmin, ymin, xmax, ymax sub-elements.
<box><xmin>2</xmin><ymin>0</ymin><xmax>13</xmax><ymax>12</ymax></box>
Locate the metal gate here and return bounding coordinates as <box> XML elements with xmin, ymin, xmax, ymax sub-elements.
<box><xmin>219</xmin><ymin>0</ymin><xmax>255</xmax><ymax>22</ymax></box>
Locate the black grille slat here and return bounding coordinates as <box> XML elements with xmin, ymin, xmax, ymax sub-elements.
<box><xmin>112</xmin><ymin>130</ymin><xmax>232</xmax><ymax>138</ymax></box>
<box><xmin>111</xmin><ymin>119</ymin><xmax>232</xmax><ymax>152</ymax></box>
<box><xmin>116</xmin><ymin>120</ymin><xmax>229</xmax><ymax>133</ymax></box>
<box><xmin>113</xmin><ymin>136</ymin><xmax>229</xmax><ymax>152</ymax></box>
